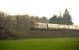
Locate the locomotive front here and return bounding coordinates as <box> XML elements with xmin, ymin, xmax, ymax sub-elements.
<box><xmin>31</xmin><ymin>22</ymin><xmax>47</xmax><ymax>29</ymax></box>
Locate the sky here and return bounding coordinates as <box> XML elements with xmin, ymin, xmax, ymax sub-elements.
<box><xmin>0</xmin><ymin>0</ymin><xmax>79</xmax><ymax>25</ymax></box>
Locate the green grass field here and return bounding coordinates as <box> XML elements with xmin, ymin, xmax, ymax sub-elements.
<box><xmin>0</xmin><ymin>37</ymin><xmax>79</xmax><ymax>50</ymax></box>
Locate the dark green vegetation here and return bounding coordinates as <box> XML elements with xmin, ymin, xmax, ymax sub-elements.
<box><xmin>0</xmin><ymin>38</ymin><xmax>79</xmax><ymax>50</ymax></box>
<box><xmin>49</xmin><ymin>9</ymin><xmax>73</xmax><ymax>25</ymax></box>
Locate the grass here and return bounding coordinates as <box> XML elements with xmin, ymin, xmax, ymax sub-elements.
<box><xmin>0</xmin><ymin>37</ymin><xmax>79</xmax><ymax>50</ymax></box>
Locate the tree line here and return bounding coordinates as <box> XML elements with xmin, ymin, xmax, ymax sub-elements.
<box><xmin>0</xmin><ymin>12</ymin><xmax>48</xmax><ymax>39</ymax></box>
<box><xmin>0</xmin><ymin>9</ymin><xmax>73</xmax><ymax>39</ymax></box>
<box><xmin>49</xmin><ymin>8</ymin><xmax>73</xmax><ymax>25</ymax></box>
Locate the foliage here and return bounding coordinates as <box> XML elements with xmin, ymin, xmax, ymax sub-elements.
<box><xmin>49</xmin><ymin>9</ymin><xmax>73</xmax><ymax>25</ymax></box>
<box><xmin>62</xmin><ymin>9</ymin><xmax>73</xmax><ymax>25</ymax></box>
<box><xmin>0</xmin><ymin>11</ymin><xmax>48</xmax><ymax>39</ymax></box>
<box><xmin>49</xmin><ymin>15</ymin><xmax>58</xmax><ymax>24</ymax></box>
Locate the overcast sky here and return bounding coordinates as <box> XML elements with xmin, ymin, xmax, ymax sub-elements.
<box><xmin>0</xmin><ymin>0</ymin><xmax>79</xmax><ymax>25</ymax></box>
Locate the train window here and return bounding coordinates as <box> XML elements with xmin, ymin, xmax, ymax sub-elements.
<box><xmin>36</xmin><ymin>24</ymin><xmax>39</xmax><ymax>26</ymax></box>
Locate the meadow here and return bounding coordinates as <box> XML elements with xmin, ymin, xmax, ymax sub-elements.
<box><xmin>0</xmin><ymin>37</ymin><xmax>79</xmax><ymax>50</ymax></box>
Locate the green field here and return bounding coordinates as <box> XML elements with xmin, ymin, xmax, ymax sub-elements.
<box><xmin>0</xmin><ymin>37</ymin><xmax>79</xmax><ymax>50</ymax></box>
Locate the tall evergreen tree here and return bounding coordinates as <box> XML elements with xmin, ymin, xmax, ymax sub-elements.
<box><xmin>62</xmin><ymin>8</ymin><xmax>73</xmax><ymax>25</ymax></box>
<box><xmin>49</xmin><ymin>15</ymin><xmax>58</xmax><ymax>24</ymax></box>
<box><xmin>57</xmin><ymin>11</ymin><xmax>62</xmax><ymax>24</ymax></box>
<box><xmin>58</xmin><ymin>16</ymin><xmax>62</xmax><ymax>24</ymax></box>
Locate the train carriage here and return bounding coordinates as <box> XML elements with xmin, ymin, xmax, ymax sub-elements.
<box><xmin>48</xmin><ymin>24</ymin><xmax>59</xmax><ymax>29</ymax></box>
<box><xmin>31</xmin><ymin>22</ymin><xmax>79</xmax><ymax>30</ymax></box>
<box><xmin>59</xmin><ymin>25</ymin><xmax>69</xmax><ymax>29</ymax></box>
<box><xmin>68</xmin><ymin>25</ymin><xmax>77</xmax><ymax>30</ymax></box>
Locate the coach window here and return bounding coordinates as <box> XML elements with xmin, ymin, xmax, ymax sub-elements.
<box><xmin>36</xmin><ymin>24</ymin><xmax>39</xmax><ymax>26</ymax></box>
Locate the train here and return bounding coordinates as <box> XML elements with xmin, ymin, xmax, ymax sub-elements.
<box><xmin>31</xmin><ymin>22</ymin><xmax>79</xmax><ymax>30</ymax></box>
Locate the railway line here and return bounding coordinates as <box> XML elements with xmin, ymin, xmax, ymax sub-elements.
<box><xmin>29</xmin><ymin>22</ymin><xmax>79</xmax><ymax>38</ymax></box>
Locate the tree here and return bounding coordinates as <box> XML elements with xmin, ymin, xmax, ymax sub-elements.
<box><xmin>62</xmin><ymin>8</ymin><xmax>73</xmax><ymax>25</ymax></box>
<box><xmin>57</xmin><ymin>16</ymin><xmax>62</xmax><ymax>24</ymax></box>
<box><xmin>49</xmin><ymin>15</ymin><xmax>58</xmax><ymax>24</ymax></box>
<box><xmin>40</xmin><ymin>16</ymin><xmax>48</xmax><ymax>23</ymax></box>
<box><xmin>0</xmin><ymin>12</ymin><xmax>6</xmax><ymax>38</ymax></box>
<box><xmin>0</xmin><ymin>11</ymin><xmax>6</xmax><ymax>28</ymax></box>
